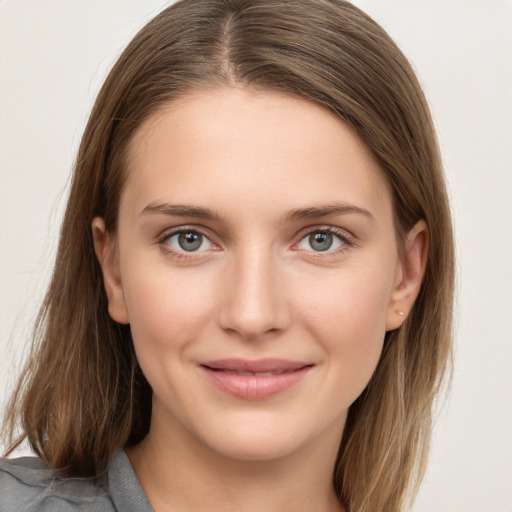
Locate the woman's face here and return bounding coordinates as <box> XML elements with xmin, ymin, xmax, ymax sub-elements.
<box><xmin>95</xmin><ymin>87</ymin><xmax>417</xmax><ymax>462</ymax></box>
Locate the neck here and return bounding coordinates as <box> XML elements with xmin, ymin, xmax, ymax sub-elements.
<box><xmin>126</xmin><ymin>406</ymin><xmax>345</xmax><ymax>512</ymax></box>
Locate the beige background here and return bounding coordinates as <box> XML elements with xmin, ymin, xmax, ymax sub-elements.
<box><xmin>1</xmin><ymin>1</ymin><xmax>511</xmax><ymax>510</ymax></box>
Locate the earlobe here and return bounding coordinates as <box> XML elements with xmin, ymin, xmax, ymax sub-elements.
<box><xmin>385</xmin><ymin>220</ymin><xmax>429</xmax><ymax>331</ymax></box>
<box><xmin>92</xmin><ymin>218</ymin><xmax>129</xmax><ymax>324</ymax></box>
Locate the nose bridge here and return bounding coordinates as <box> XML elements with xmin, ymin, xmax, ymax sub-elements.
<box><xmin>218</xmin><ymin>242</ymin><xmax>290</xmax><ymax>340</ymax></box>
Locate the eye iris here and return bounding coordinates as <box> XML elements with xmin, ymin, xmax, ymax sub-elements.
<box><xmin>309</xmin><ymin>232</ymin><xmax>333</xmax><ymax>251</ymax></box>
<box><xmin>178</xmin><ymin>232</ymin><xmax>203</xmax><ymax>251</ymax></box>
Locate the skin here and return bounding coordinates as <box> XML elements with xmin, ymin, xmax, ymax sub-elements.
<box><xmin>93</xmin><ymin>87</ymin><xmax>427</xmax><ymax>512</ymax></box>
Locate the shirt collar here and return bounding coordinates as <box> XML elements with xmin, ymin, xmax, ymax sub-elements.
<box><xmin>108</xmin><ymin>449</ymin><xmax>154</xmax><ymax>511</ymax></box>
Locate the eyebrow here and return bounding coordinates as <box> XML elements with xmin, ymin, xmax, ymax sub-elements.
<box><xmin>141</xmin><ymin>202</ymin><xmax>222</xmax><ymax>220</ymax></box>
<box><xmin>283</xmin><ymin>203</ymin><xmax>374</xmax><ymax>223</ymax></box>
<box><xmin>140</xmin><ymin>201</ymin><xmax>373</xmax><ymax>222</ymax></box>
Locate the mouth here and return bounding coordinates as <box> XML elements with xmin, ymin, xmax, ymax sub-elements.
<box><xmin>210</xmin><ymin>369</ymin><xmax>298</xmax><ymax>376</ymax></box>
<box><xmin>199</xmin><ymin>358</ymin><xmax>313</xmax><ymax>400</ymax></box>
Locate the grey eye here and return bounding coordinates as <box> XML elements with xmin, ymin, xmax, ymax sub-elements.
<box><xmin>308</xmin><ymin>232</ymin><xmax>333</xmax><ymax>251</ymax></box>
<box><xmin>178</xmin><ymin>232</ymin><xmax>203</xmax><ymax>251</ymax></box>
<box><xmin>297</xmin><ymin>230</ymin><xmax>344</xmax><ymax>252</ymax></box>
<box><xmin>166</xmin><ymin>230</ymin><xmax>213</xmax><ymax>253</ymax></box>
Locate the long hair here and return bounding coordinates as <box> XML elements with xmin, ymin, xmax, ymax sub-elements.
<box><xmin>2</xmin><ymin>1</ymin><xmax>454</xmax><ymax>511</ymax></box>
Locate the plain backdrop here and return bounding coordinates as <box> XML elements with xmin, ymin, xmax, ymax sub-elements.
<box><xmin>1</xmin><ymin>1</ymin><xmax>511</xmax><ymax>510</ymax></box>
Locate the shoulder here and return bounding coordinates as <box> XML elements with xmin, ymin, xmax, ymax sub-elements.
<box><xmin>0</xmin><ymin>456</ymin><xmax>116</xmax><ymax>512</ymax></box>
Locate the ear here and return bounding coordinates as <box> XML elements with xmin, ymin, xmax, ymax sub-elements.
<box><xmin>386</xmin><ymin>220</ymin><xmax>428</xmax><ymax>331</ymax></box>
<box><xmin>92</xmin><ymin>218</ymin><xmax>129</xmax><ymax>324</ymax></box>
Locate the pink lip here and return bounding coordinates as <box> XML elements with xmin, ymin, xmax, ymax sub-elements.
<box><xmin>199</xmin><ymin>358</ymin><xmax>313</xmax><ymax>400</ymax></box>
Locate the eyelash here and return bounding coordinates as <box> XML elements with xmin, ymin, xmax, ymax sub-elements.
<box><xmin>157</xmin><ymin>226</ymin><xmax>217</xmax><ymax>260</ymax></box>
<box><xmin>157</xmin><ymin>225</ymin><xmax>355</xmax><ymax>260</ymax></box>
<box><xmin>293</xmin><ymin>226</ymin><xmax>355</xmax><ymax>257</ymax></box>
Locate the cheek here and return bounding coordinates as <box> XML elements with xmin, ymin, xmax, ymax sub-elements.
<box><xmin>121</xmin><ymin>267</ymin><xmax>219</xmax><ymax>417</ymax></box>
<box><xmin>297</xmin><ymin>264</ymin><xmax>392</xmax><ymax>336</ymax></box>
<box><xmin>122</xmin><ymin>266</ymin><xmax>216</xmax><ymax>351</ymax></box>
<box><xmin>294</xmin><ymin>264</ymin><xmax>394</xmax><ymax>390</ymax></box>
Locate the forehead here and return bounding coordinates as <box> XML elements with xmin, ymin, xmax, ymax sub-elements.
<box><xmin>122</xmin><ymin>87</ymin><xmax>392</xmax><ymax>221</ymax></box>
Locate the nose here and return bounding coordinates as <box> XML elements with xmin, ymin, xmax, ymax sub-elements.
<box><xmin>217</xmin><ymin>247</ymin><xmax>291</xmax><ymax>342</ymax></box>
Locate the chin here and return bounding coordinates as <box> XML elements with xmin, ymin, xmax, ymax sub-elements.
<box><xmin>194</xmin><ymin>410</ymin><xmax>341</xmax><ymax>464</ymax></box>
<box><xmin>205</xmin><ymin>433</ymin><xmax>305</xmax><ymax>462</ymax></box>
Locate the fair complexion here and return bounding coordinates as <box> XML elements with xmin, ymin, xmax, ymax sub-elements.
<box><xmin>93</xmin><ymin>87</ymin><xmax>427</xmax><ymax>512</ymax></box>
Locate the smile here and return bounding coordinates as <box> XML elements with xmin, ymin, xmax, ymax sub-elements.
<box><xmin>218</xmin><ymin>370</ymin><xmax>294</xmax><ymax>376</ymax></box>
<box><xmin>199</xmin><ymin>358</ymin><xmax>313</xmax><ymax>400</ymax></box>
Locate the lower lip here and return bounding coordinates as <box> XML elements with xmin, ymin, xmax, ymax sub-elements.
<box><xmin>200</xmin><ymin>366</ymin><xmax>312</xmax><ymax>400</ymax></box>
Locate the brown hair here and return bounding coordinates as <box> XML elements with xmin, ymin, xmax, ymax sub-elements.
<box><xmin>2</xmin><ymin>1</ymin><xmax>454</xmax><ymax>511</ymax></box>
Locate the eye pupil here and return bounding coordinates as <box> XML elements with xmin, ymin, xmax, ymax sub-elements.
<box><xmin>309</xmin><ymin>232</ymin><xmax>333</xmax><ymax>251</ymax></box>
<box><xmin>178</xmin><ymin>232</ymin><xmax>203</xmax><ymax>251</ymax></box>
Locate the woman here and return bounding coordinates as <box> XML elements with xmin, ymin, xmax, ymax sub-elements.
<box><xmin>0</xmin><ymin>1</ymin><xmax>454</xmax><ymax>511</ymax></box>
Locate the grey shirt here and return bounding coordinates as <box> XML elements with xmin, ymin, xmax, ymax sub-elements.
<box><xmin>0</xmin><ymin>449</ymin><xmax>154</xmax><ymax>511</ymax></box>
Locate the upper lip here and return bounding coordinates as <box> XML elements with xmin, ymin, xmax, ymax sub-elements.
<box><xmin>200</xmin><ymin>358</ymin><xmax>312</xmax><ymax>373</ymax></box>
